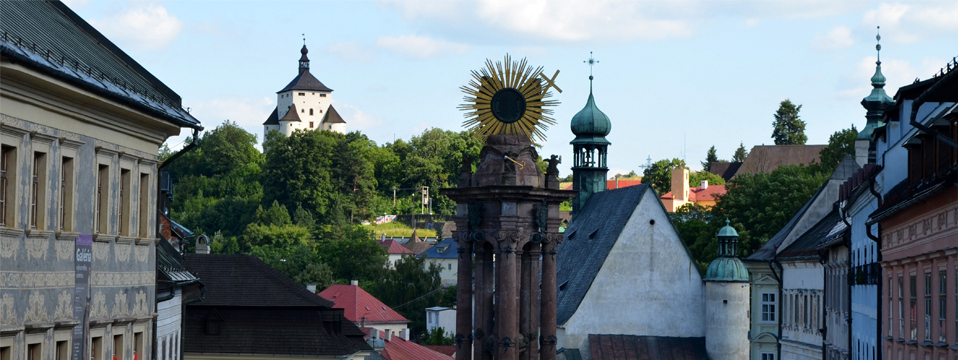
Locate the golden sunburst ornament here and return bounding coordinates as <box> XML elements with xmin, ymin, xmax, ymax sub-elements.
<box><xmin>458</xmin><ymin>55</ymin><xmax>560</xmax><ymax>142</ymax></box>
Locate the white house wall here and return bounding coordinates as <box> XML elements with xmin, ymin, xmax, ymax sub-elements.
<box><xmin>157</xmin><ymin>289</ymin><xmax>182</xmax><ymax>360</ymax></box>
<box><xmin>745</xmin><ymin>262</ymin><xmax>781</xmax><ymax>360</ymax></box>
<box><xmin>781</xmin><ymin>260</ymin><xmax>824</xmax><ymax>360</ymax></box>
<box><xmin>560</xmin><ymin>189</ymin><xmax>705</xmax><ymax>355</ymax></box>
<box><xmin>425</xmin><ymin>258</ymin><xmax>457</xmax><ymax>286</ymax></box>
<box><xmin>849</xmin><ymin>195</ymin><xmax>880</xmax><ymax>360</ymax></box>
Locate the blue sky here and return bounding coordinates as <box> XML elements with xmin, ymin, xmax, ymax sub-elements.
<box><xmin>65</xmin><ymin>0</ymin><xmax>958</xmax><ymax>176</ymax></box>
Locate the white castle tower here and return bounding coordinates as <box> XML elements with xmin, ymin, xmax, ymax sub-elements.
<box><xmin>263</xmin><ymin>43</ymin><xmax>346</xmax><ymax>137</ymax></box>
<box><xmin>704</xmin><ymin>220</ymin><xmax>751</xmax><ymax>360</ymax></box>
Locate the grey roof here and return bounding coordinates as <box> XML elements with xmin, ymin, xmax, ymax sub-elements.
<box><xmin>0</xmin><ymin>1</ymin><xmax>201</xmax><ymax>130</ymax></box>
<box><xmin>419</xmin><ymin>238</ymin><xmax>457</xmax><ymax>259</ymax></box>
<box><xmin>263</xmin><ymin>106</ymin><xmax>279</xmax><ymax>125</ymax></box>
<box><xmin>778</xmin><ymin>208</ymin><xmax>844</xmax><ymax>262</ymax></box>
<box><xmin>830</xmin><ymin>155</ymin><xmax>861</xmax><ymax>180</ymax></box>
<box><xmin>323</xmin><ymin>105</ymin><xmax>346</xmax><ymax>124</ymax></box>
<box><xmin>556</xmin><ymin>185</ymin><xmax>648</xmax><ymax>325</ymax></box>
<box><xmin>156</xmin><ymin>240</ymin><xmax>199</xmax><ymax>284</ymax></box>
<box><xmin>278</xmin><ymin>70</ymin><xmax>333</xmax><ymax>93</ymax></box>
<box><xmin>280</xmin><ymin>104</ymin><xmax>302</xmax><ymax>121</ymax></box>
<box><xmin>184</xmin><ymin>254</ymin><xmax>334</xmax><ymax>308</ymax></box>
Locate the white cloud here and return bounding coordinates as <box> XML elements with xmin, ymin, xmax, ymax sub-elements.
<box><xmin>839</xmin><ymin>55</ymin><xmax>947</xmax><ymax>99</ymax></box>
<box><xmin>90</xmin><ymin>3</ymin><xmax>183</xmax><ymax>50</ymax></box>
<box><xmin>61</xmin><ymin>0</ymin><xmax>89</xmax><ymax>8</ymax></box>
<box><xmin>813</xmin><ymin>26</ymin><xmax>854</xmax><ymax>51</ymax></box>
<box><xmin>745</xmin><ymin>18</ymin><xmax>761</xmax><ymax>27</ymax></box>
<box><xmin>326</xmin><ymin>41</ymin><xmax>375</xmax><ymax>63</ymax></box>
<box><xmin>184</xmin><ymin>97</ymin><xmax>275</xmax><ymax>146</ymax></box>
<box><xmin>861</xmin><ymin>2</ymin><xmax>958</xmax><ymax>43</ymax></box>
<box><xmin>331</xmin><ymin>101</ymin><xmax>383</xmax><ymax>131</ymax></box>
<box><xmin>376</xmin><ymin>34</ymin><xmax>470</xmax><ymax>59</ymax></box>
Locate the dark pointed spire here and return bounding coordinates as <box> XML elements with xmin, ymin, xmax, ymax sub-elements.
<box><xmin>299</xmin><ymin>35</ymin><xmax>310</xmax><ymax>75</ymax></box>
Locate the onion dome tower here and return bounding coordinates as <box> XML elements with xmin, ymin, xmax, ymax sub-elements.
<box><xmin>570</xmin><ymin>54</ymin><xmax>611</xmax><ymax>215</ymax></box>
<box><xmin>704</xmin><ymin>220</ymin><xmax>750</xmax><ymax>360</ymax></box>
<box><xmin>856</xmin><ymin>26</ymin><xmax>896</xmax><ymax>165</ymax></box>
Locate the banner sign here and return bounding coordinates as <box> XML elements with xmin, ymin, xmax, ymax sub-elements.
<box><xmin>71</xmin><ymin>234</ymin><xmax>93</xmax><ymax>360</ymax></box>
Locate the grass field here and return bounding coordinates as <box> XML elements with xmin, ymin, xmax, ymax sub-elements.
<box><xmin>365</xmin><ymin>222</ymin><xmax>437</xmax><ymax>238</ymax></box>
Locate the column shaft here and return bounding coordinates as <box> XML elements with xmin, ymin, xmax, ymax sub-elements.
<box><xmin>540</xmin><ymin>241</ymin><xmax>558</xmax><ymax>360</ymax></box>
<box><xmin>497</xmin><ymin>245</ymin><xmax>518</xmax><ymax>360</ymax></box>
<box><xmin>456</xmin><ymin>236</ymin><xmax>474</xmax><ymax>360</ymax></box>
<box><xmin>475</xmin><ymin>246</ymin><xmax>494</xmax><ymax>360</ymax></box>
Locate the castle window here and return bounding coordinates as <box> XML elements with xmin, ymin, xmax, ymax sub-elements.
<box><xmin>298</xmin><ymin>92</ymin><xmax>305</xmax><ymax>96</ymax></box>
<box><xmin>310</xmin><ymin>122</ymin><xmax>314</xmax><ymax>129</ymax></box>
<box><xmin>310</xmin><ymin>109</ymin><xmax>314</xmax><ymax>115</ymax></box>
<box><xmin>320</xmin><ymin>94</ymin><xmax>327</xmax><ymax>97</ymax></box>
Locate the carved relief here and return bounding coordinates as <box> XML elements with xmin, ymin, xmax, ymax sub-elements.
<box><xmin>0</xmin><ymin>293</ymin><xmax>16</xmax><ymax>326</ymax></box>
<box><xmin>112</xmin><ymin>291</ymin><xmax>128</xmax><ymax>318</ymax></box>
<box><xmin>26</xmin><ymin>237</ymin><xmax>48</xmax><ymax>260</ymax></box>
<box><xmin>91</xmin><ymin>272</ymin><xmax>153</xmax><ymax>287</ymax></box>
<box><xmin>115</xmin><ymin>242</ymin><xmax>132</xmax><ymax>263</ymax></box>
<box><xmin>56</xmin><ymin>240</ymin><xmax>74</xmax><ymax>260</ymax></box>
<box><xmin>90</xmin><ymin>291</ymin><xmax>108</xmax><ymax>319</ymax></box>
<box><xmin>54</xmin><ymin>290</ymin><xmax>72</xmax><ymax>320</ymax></box>
<box><xmin>0</xmin><ymin>237</ymin><xmax>18</xmax><ymax>258</ymax></box>
<box><xmin>24</xmin><ymin>291</ymin><xmax>47</xmax><ymax>322</ymax></box>
<box><xmin>133</xmin><ymin>290</ymin><xmax>148</xmax><ymax>316</ymax></box>
<box><xmin>93</xmin><ymin>242</ymin><xmax>110</xmax><ymax>261</ymax></box>
<box><xmin>135</xmin><ymin>245</ymin><xmax>150</xmax><ymax>262</ymax></box>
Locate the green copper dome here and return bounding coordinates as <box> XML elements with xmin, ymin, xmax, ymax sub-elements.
<box><xmin>717</xmin><ymin>220</ymin><xmax>738</xmax><ymax>237</ymax></box>
<box><xmin>859</xmin><ymin>29</ymin><xmax>895</xmax><ymax>141</ymax></box>
<box><xmin>570</xmin><ymin>91</ymin><xmax>611</xmax><ymax>143</ymax></box>
<box><xmin>704</xmin><ymin>257</ymin><xmax>750</xmax><ymax>282</ymax></box>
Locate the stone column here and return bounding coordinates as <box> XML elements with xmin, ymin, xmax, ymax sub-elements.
<box><xmin>474</xmin><ymin>244</ymin><xmax>494</xmax><ymax>360</ymax></box>
<box><xmin>519</xmin><ymin>243</ymin><xmax>540</xmax><ymax>360</ymax></box>
<box><xmin>497</xmin><ymin>236</ymin><xmax>519</xmax><ymax>360</ymax></box>
<box><xmin>455</xmin><ymin>232</ymin><xmax>473</xmax><ymax>360</ymax></box>
<box><xmin>539</xmin><ymin>238</ymin><xmax>558</xmax><ymax>360</ymax></box>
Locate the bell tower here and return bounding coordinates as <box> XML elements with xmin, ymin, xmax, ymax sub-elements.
<box><xmin>570</xmin><ymin>53</ymin><xmax>611</xmax><ymax>215</ymax></box>
<box><xmin>856</xmin><ymin>26</ymin><xmax>895</xmax><ymax>166</ymax></box>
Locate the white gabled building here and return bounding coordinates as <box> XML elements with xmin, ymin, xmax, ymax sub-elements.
<box><xmin>263</xmin><ymin>44</ymin><xmax>345</xmax><ymax>137</ymax></box>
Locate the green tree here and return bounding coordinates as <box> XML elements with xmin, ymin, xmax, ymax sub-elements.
<box><xmin>689</xmin><ymin>171</ymin><xmax>725</xmax><ymax>188</ymax></box>
<box><xmin>422</xmin><ymin>327</ymin><xmax>454</xmax><ymax>346</ymax></box>
<box><xmin>313</xmin><ymin>224</ymin><xmax>387</xmax><ymax>283</ymax></box>
<box><xmin>772</xmin><ymin>99</ymin><xmax>807</xmax><ymax>145</ymax></box>
<box><xmin>366</xmin><ymin>255</ymin><xmax>443</xmax><ymax>337</ymax></box>
<box><xmin>642</xmin><ymin>158</ymin><xmax>684</xmax><ymax>195</ymax></box>
<box><xmin>732</xmin><ymin>142</ymin><xmax>748</xmax><ymax>162</ymax></box>
<box><xmin>819</xmin><ymin>125</ymin><xmax>858</xmax><ymax>169</ymax></box>
<box><xmin>701</xmin><ymin>146</ymin><xmax>719</xmax><ymax>172</ymax></box>
<box><xmin>669</xmin><ymin>203</ymin><xmax>723</xmax><ymax>274</ymax></box>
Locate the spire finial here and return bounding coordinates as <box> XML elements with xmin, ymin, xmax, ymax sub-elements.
<box><xmin>584</xmin><ymin>51</ymin><xmax>598</xmax><ymax>91</ymax></box>
<box><xmin>303</xmin><ymin>33</ymin><xmax>306</xmax><ymax>46</ymax></box>
<box><xmin>875</xmin><ymin>26</ymin><xmax>882</xmax><ymax>64</ymax></box>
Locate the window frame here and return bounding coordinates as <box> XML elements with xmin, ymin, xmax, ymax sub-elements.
<box><xmin>59</xmin><ymin>139</ymin><xmax>80</xmax><ymax>232</ymax></box>
<box><xmin>761</xmin><ymin>292</ymin><xmax>776</xmax><ymax>323</ymax></box>
<box><xmin>1</xmin><ymin>127</ymin><xmax>28</xmax><ymax>228</ymax></box>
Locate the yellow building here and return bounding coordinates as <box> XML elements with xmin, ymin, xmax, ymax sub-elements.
<box><xmin>659</xmin><ymin>167</ymin><xmax>726</xmax><ymax>212</ymax></box>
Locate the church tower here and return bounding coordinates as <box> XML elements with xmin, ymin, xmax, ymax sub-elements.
<box><xmin>570</xmin><ymin>59</ymin><xmax>611</xmax><ymax>215</ymax></box>
<box><xmin>263</xmin><ymin>42</ymin><xmax>346</xmax><ymax>138</ymax></box>
<box><xmin>704</xmin><ymin>220</ymin><xmax>750</xmax><ymax>360</ymax></box>
<box><xmin>855</xmin><ymin>27</ymin><xmax>895</xmax><ymax>166</ymax></box>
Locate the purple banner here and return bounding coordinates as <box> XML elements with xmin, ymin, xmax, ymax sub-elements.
<box><xmin>71</xmin><ymin>234</ymin><xmax>93</xmax><ymax>360</ymax></box>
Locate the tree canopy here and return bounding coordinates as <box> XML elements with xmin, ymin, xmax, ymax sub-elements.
<box><xmin>732</xmin><ymin>142</ymin><xmax>748</xmax><ymax>162</ymax></box>
<box><xmin>819</xmin><ymin>125</ymin><xmax>858</xmax><ymax>169</ymax></box>
<box><xmin>701</xmin><ymin>146</ymin><xmax>720</xmax><ymax>171</ymax></box>
<box><xmin>642</xmin><ymin>158</ymin><xmax>684</xmax><ymax>195</ymax></box>
<box><xmin>772</xmin><ymin>99</ymin><xmax>808</xmax><ymax>145</ymax></box>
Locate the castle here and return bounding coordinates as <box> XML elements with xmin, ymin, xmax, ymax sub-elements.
<box><xmin>263</xmin><ymin>44</ymin><xmax>346</xmax><ymax>137</ymax></box>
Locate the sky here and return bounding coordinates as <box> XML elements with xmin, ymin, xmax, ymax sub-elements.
<box><xmin>63</xmin><ymin>0</ymin><xmax>958</xmax><ymax>177</ymax></box>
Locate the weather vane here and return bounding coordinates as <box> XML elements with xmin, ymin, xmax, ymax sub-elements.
<box><xmin>458</xmin><ymin>54</ymin><xmax>560</xmax><ymax>142</ymax></box>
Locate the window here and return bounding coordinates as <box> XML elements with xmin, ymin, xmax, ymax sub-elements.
<box><xmin>320</xmin><ymin>94</ymin><xmax>326</xmax><ymax>97</ymax></box>
<box><xmin>27</xmin><ymin>343</ymin><xmax>41</xmax><ymax>360</ymax></box>
<box><xmin>92</xmin><ymin>336</ymin><xmax>103</xmax><ymax>360</ymax></box>
<box><xmin>120</xmin><ymin>169</ymin><xmax>131</xmax><ymax>236</ymax></box>
<box><xmin>448</xmin><ymin>263</ymin><xmax>452</xmax><ymax>270</ymax></box>
<box><xmin>889</xmin><ymin>277</ymin><xmax>894</xmax><ymax>336</ymax></box>
<box><xmin>803</xmin><ymin>294</ymin><xmax>809</xmax><ymax>328</ymax></box>
<box><xmin>96</xmin><ymin>164</ymin><xmax>109</xmax><ymax>234</ymax></box>
<box><xmin>761</xmin><ymin>353</ymin><xmax>775</xmax><ymax>360</ymax></box>
<box><xmin>298</xmin><ymin>92</ymin><xmax>305</xmax><ymax>96</ymax></box>
<box><xmin>138</xmin><ymin>173</ymin><xmax>150</xmax><ymax>238</ymax></box>
<box><xmin>309</xmin><ymin>108</ymin><xmax>314</xmax><ymax>115</ymax></box>
<box><xmin>794</xmin><ymin>294</ymin><xmax>799</xmax><ymax>325</ymax></box>
<box><xmin>898</xmin><ymin>276</ymin><xmax>904</xmax><ymax>338</ymax></box>
<box><xmin>939</xmin><ymin>271</ymin><xmax>947</xmax><ymax>343</ymax></box>
<box><xmin>31</xmin><ymin>152</ymin><xmax>46</xmax><ymax>229</ymax></box>
<box><xmin>56</xmin><ymin>340</ymin><xmax>69</xmax><ymax>360</ymax></box>
<box><xmin>910</xmin><ymin>275</ymin><xmax>917</xmax><ymax>341</ymax></box>
<box><xmin>134</xmin><ymin>332</ymin><xmax>143</xmax><ymax>360</ymax></box>
<box><xmin>925</xmin><ymin>273</ymin><xmax>932</xmax><ymax>341</ymax></box>
<box><xmin>1</xmin><ymin>345</ymin><xmax>10</xmax><ymax>360</ymax></box>
<box><xmin>761</xmin><ymin>293</ymin><xmax>776</xmax><ymax>322</ymax></box>
<box><xmin>60</xmin><ymin>156</ymin><xmax>74</xmax><ymax>231</ymax></box>
<box><xmin>310</xmin><ymin>121</ymin><xmax>314</xmax><ymax>129</ymax></box>
<box><xmin>0</xmin><ymin>145</ymin><xmax>14</xmax><ymax>227</ymax></box>
<box><xmin>114</xmin><ymin>334</ymin><xmax>124</xmax><ymax>360</ymax></box>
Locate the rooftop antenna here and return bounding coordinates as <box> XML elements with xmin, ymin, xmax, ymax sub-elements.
<box><xmin>639</xmin><ymin>156</ymin><xmax>653</xmax><ymax>170</ymax></box>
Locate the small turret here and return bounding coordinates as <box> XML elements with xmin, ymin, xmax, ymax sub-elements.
<box><xmin>856</xmin><ymin>26</ymin><xmax>895</xmax><ymax>166</ymax></box>
<box><xmin>704</xmin><ymin>220</ymin><xmax>750</xmax><ymax>360</ymax></box>
<box><xmin>299</xmin><ymin>44</ymin><xmax>310</xmax><ymax>75</ymax></box>
<box><xmin>570</xmin><ymin>52</ymin><xmax>611</xmax><ymax>215</ymax></box>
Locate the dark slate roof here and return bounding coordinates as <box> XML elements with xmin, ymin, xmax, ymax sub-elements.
<box><xmin>323</xmin><ymin>104</ymin><xmax>347</xmax><ymax>124</ymax></box>
<box><xmin>280</xmin><ymin>104</ymin><xmax>302</xmax><ymax>122</ymax></box>
<box><xmin>734</xmin><ymin>145</ymin><xmax>827</xmax><ymax>178</ymax></box>
<box><xmin>184</xmin><ymin>307</ymin><xmax>371</xmax><ymax>357</ymax></box>
<box><xmin>556</xmin><ymin>185</ymin><xmax>646</xmax><ymax>325</ymax></box>
<box><xmin>263</xmin><ymin>106</ymin><xmax>279</xmax><ymax>125</ymax></box>
<box><xmin>708</xmin><ymin>161</ymin><xmax>742</xmax><ymax>182</ymax></box>
<box><xmin>778</xmin><ymin>208</ymin><xmax>843</xmax><ymax>261</ymax></box>
<box><xmin>0</xmin><ymin>1</ymin><xmax>201</xmax><ymax>130</ymax></box>
<box><xmin>183</xmin><ymin>254</ymin><xmax>334</xmax><ymax>308</ymax></box>
<box><xmin>419</xmin><ymin>238</ymin><xmax>457</xmax><ymax>259</ymax></box>
<box><xmin>278</xmin><ymin>70</ymin><xmax>333</xmax><ymax>93</ymax></box>
<box><xmin>156</xmin><ymin>240</ymin><xmax>199</xmax><ymax>284</ymax></box>
<box><xmin>588</xmin><ymin>334</ymin><xmax>709</xmax><ymax>360</ymax></box>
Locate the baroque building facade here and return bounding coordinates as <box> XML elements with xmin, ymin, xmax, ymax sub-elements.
<box><xmin>0</xmin><ymin>3</ymin><xmax>202</xmax><ymax>360</ymax></box>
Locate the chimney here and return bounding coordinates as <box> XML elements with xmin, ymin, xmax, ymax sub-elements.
<box><xmin>615</xmin><ymin>178</ymin><xmax>619</xmax><ymax>189</ymax></box>
<box><xmin>670</xmin><ymin>166</ymin><xmax>690</xmax><ymax>201</ymax></box>
<box><xmin>306</xmin><ymin>284</ymin><xmax>317</xmax><ymax>293</ymax></box>
<box><xmin>195</xmin><ymin>242</ymin><xmax>210</xmax><ymax>255</ymax></box>
<box><xmin>701</xmin><ymin>180</ymin><xmax>708</xmax><ymax>189</ymax></box>
<box><xmin>370</xmin><ymin>329</ymin><xmax>378</xmax><ymax>340</ymax></box>
<box><xmin>350</xmin><ymin>280</ymin><xmax>359</xmax><ymax>286</ymax></box>
<box><xmin>401</xmin><ymin>329</ymin><xmax>409</xmax><ymax>341</ymax></box>
<box><xmin>385</xmin><ymin>331</ymin><xmax>392</xmax><ymax>341</ymax></box>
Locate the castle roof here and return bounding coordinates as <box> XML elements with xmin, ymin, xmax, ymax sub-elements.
<box><xmin>263</xmin><ymin>106</ymin><xmax>279</xmax><ymax>125</ymax></box>
<box><xmin>323</xmin><ymin>104</ymin><xmax>346</xmax><ymax>124</ymax></box>
<box><xmin>280</xmin><ymin>104</ymin><xmax>302</xmax><ymax>122</ymax></box>
<box><xmin>278</xmin><ymin>69</ymin><xmax>333</xmax><ymax>93</ymax></box>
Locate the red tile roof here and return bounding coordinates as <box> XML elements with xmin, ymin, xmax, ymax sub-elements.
<box><xmin>318</xmin><ymin>284</ymin><xmax>409</xmax><ymax>325</ymax></box>
<box><xmin>606</xmin><ymin>179</ymin><xmax>642</xmax><ymax>190</ymax></box>
<box><xmin>379</xmin><ymin>239</ymin><xmax>415</xmax><ymax>255</ymax></box>
<box><xmin>422</xmin><ymin>345</ymin><xmax>455</xmax><ymax>357</ymax></box>
<box><xmin>660</xmin><ymin>184</ymin><xmax>727</xmax><ymax>202</ymax></box>
<box><xmin>363</xmin><ymin>329</ymin><xmax>453</xmax><ymax>360</ymax></box>
<box><xmin>589</xmin><ymin>334</ymin><xmax>708</xmax><ymax>360</ymax></box>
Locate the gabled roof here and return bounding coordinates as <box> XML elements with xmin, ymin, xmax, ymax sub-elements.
<box><xmin>708</xmin><ymin>161</ymin><xmax>743</xmax><ymax>181</ymax></box>
<box><xmin>420</xmin><ymin>238</ymin><xmax>457</xmax><ymax>259</ymax></box>
<box><xmin>778</xmin><ymin>207</ymin><xmax>844</xmax><ymax>261</ymax></box>
<box><xmin>156</xmin><ymin>240</ymin><xmax>199</xmax><ymax>285</ymax></box>
<box><xmin>402</xmin><ymin>232</ymin><xmax>434</xmax><ymax>255</ymax></box>
<box><xmin>0</xmin><ymin>1</ymin><xmax>201</xmax><ymax>130</ymax></box>
<box><xmin>280</xmin><ymin>104</ymin><xmax>302</xmax><ymax>121</ymax></box>
<box><xmin>588</xmin><ymin>334</ymin><xmax>708</xmax><ymax>360</ymax></box>
<box><xmin>183</xmin><ymin>254</ymin><xmax>333</xmax><ymax>307</ymax></box>
<box><xmin>319</xmin><ymin>284</ymin><xmax>410</xmax><ymax>325</ymax></box>
<box><xmin>278</xmin><ymin>70</ymin><xmax>333</xmax><ymax>93</ymax></box>
<box><xmin>380</xmin><ymin>239</ymin><xmax>415</xmax><ymax>255</ymax></box>
<box><xmin>363</xmin><ymin>329</ymin><xmax>453</xmax><ymax>360</ymax></box>
<box><xmin>263</xmin><ymin>106</ymin><xmax>279</xmax><ymax>125</ymax></box>
<box><xmin>324</xmin><ymin>105</ymin><xmax>346</xmax><ymax>124</ymax></box>
<box><xmin>556</xmin><ymin>185</ymin><xmax>647</xmax><ymax>325</ymax></box>
<box><xmin>734</xmin><ymin>145</ymin><xmax>827</xmax><ymax>178</ymax></box>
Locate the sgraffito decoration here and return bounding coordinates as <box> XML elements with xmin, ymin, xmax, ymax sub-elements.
<box><xmin>26</xmin><ymin>237</ymin><xmax>48</xmax><ymax>260</ymax></box>
<box><xmin>133</xmin><ymin>290</ymin><xmax>148</xmax><ymax>316</ymax></box>
<box><xmin>115</xmin><ymin>242</ymin><xmax>131</xmax><ymax>263</ymax></box>
<box><xmin>459</xmin><ymin>55</ymin><xmax>560</xmax><ymax>142</ymax></box>
<box><xmin>0</xmin><ymin>293</ymin><xmax>16</xmax><ymax>325</ymax></box>
<box><xmin>90</xmin><ymin>291</ymin><xmax>108</xmax><ymax>319</ymax></box>
<box><xmin>135</xmin><ymin>245</ymin><xmax>150</xmax><ymax>262</ymax></box>
<box><xmin>24</xmin><ymin>291</ymin><xmax>46</xmax><ymax>322</ymax></box>
<box><xmin>54</xmin><ymin>290</ymin><xmax>72</xmax><ymax>320</ymax></box>
<box><xmin>0</xmin><ymin>237</ymin><xmax>17</xmax><ymax>258</ymax></box>
<box><xmin>93</xmin><ymin>242</ymin><xmax>110</xmax><ymax>261</ymax></box>
<box><xmin>112</xmin><ymin>291</ymin><xmax>128</xmax><ymax>318</ymax></box>
<box><xmin>56</xmin><ymin>240</ymin><xmax>74</xmax><ymax>260</ymax></box>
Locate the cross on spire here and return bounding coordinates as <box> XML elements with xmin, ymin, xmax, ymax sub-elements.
<box><xmin>584</xmin><ymin>51</ymin><xmax>598</xmax><ymax>91</ymax></box>
<box><xmin>875</xmin><ymin>26</ymin><xmax>881</xmax><ymax>64</ymax></box>
<box><xmin>303</xmin><ymin>33</ymin><xmax>306</xmax><ymax>46</ymax></box>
